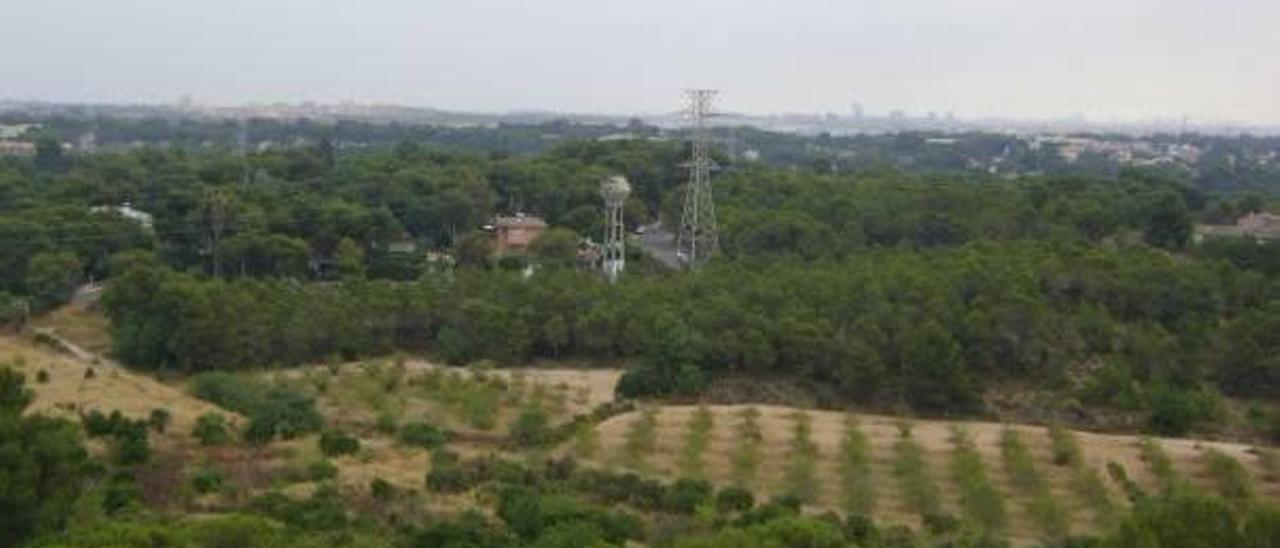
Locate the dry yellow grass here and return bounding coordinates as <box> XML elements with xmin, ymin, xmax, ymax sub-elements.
<box><xmin>29</xmin><ymin>300</ymin><xmax>112</xmax><ymax>355</ymax></box>
<box><xmin>0</xmin><ymin>335</ymin><xmax>238</xmax><ymax>437</ymax></box>
<box><xmin>583</xmin><ymin>405</ymin><xmax>1280</xmax><ymax>545</ymax></box>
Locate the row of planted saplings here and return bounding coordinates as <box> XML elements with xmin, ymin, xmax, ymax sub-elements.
<box><xmin>582</xmin><ymin>406</ymin><xmax>1272</xmax><ymax>541</ymax></box>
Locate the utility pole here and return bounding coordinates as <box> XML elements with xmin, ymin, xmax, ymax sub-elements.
<box><xmin>677</xmin><ymin>90</ymin><xmax>719</xmax><ymax>270</ymax></box>
<box><xmin>238</xmin><ymin>117</ymin><xmax>251</xmax><ymax>185</ymax></box>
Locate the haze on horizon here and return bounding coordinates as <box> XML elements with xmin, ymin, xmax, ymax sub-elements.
<box><xmin>3</xmin><ymin>0</ymin><xmax>1278</xmax><ymax>124</ymax></box>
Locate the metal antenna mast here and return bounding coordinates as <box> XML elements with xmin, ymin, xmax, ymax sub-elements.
<box><xmin>237</xmin><ymin>117</ymin><xmax>251</xmax><ymax>185</ymax></box>
<box><xmin>677</xmin><ymin>89</ymin><xmax>719</xmax><ymax>269</ymax></box>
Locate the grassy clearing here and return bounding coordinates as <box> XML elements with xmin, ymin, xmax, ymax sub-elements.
<box><xmin>1138</xmin><ymin>437</ymin><xmax>1179</xmax><ymax>492</ymax></box>
<box><xmin>1000</xmin><ymin>429</ymin><xmax>1069</xmax><ymax>539</ymax></box>
<box><xmin>730</xmin><ymin>407</ymin><xmax>763</xmax><ymax>488</ymax></box>
<box><xmin>892</xmin><ymin>426</ymin><xmax>941</xmax><ymax>517</ymax></box>
<box><xmin>783</xmin><ymin>411</ymin><xmax>819</xmax><ymax>502</ymax></box>
<box><xmin>950</xmin><ymin>426</ymin><xmax>1007</xmax><ymax>534</ymax></box>
<box><xmin>678</xmin><ymin>406</ymin><xmax>715</xmax><ymax>479</ymax></box>
<box><xmin>621</xmin><ymin>406</ymin><xmax>658</xmax><ymax>471</ymax></box>
<box><xmin>838</xmin><ymin>416</ymin><xmax>876</xmax><ymax>515</ymax></box>
<box><xmin>1203</xmin><ymin>449</ymin><xmax>1255</xmax><ymax>505</ymax></box>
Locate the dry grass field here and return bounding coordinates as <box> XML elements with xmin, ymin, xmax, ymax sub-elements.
<box><xmin>5</xmin><ymin>323</ymin><xmax>1278</xmax><ymax>544</ymax></box>
<box><xmin>582</xmin><ymin>405</ymin><xmax>1280</xmax><ymax>544</ymax></box>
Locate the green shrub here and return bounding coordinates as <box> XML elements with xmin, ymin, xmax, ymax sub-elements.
<box><xmin>318</xmin><ymin>430</ymin><xmax>360</xmax><ymax>457</ymax></box>
<box><xmin>148</xmin><ymin>408</ymin><xmax>171</xmax><ymax>433</ymax></box>
<box><xmin>838</xmin><ymin>416</ymin><xmax>876</xmax><ymax>515</ymax></box>
<box><xmin>1049</xmin><ymin>423</ymin><xmax>1081</xmax><ymax>466</ymax></box>
<box><xmin>190</xmin><ymin>465</ymin><xmax>224</xmax><ymax>494</ymax></box>
<box><xmin>35</xmin><ymin>370</ymin><xmax>49</xmax><ymax>384</ymax></box>
<box><xmin>892</xmin><ymin>434</ymin><xmax>940</xmax><ymax>516</ymax></box>
<box><xmin>730</xmin><ymin>407</ymin><xmax>763</xmax><ymax>488</ymax></box>
<box><xmin>1108</xmin><ymin>461</ymin><xmax>1145</xmax><ymax>501</ymax></box>
<box><xmin>715</xmin><ymin>486</ymin><xmax>755</xmax><ymax>513</ymax></box>
<box><xmin>950</xmin><ymin>427</ymin><xmax>1006</xmax><ymax>533</ymax></box>
<box><xmin>784</xmin><ymin>411</ymin><xmax>819</xmax><ymax>502</ymax></box>
<box><xmin>1000</xmin><ymin>428</ymin><xmax>1068</xmax><ymax>538</ymax></box>
<box><xmin>399</xmin><ymin>421</ymin><xmax>448</xmax><ymax>449</ymax></box>
<box><xmin>509</xmin><ymin>406</ymin><xmax>550</xmax><ymax>448</ymax></box>
<box><xmin>375</xmin><ymin>411</ymin><xmax>398</xmax><ymax>435</ymax></box>
<box><xmin>1203</xmin><ymin>449</ymin><xmax>1255</xmax><ymax>505</ymax></box>
<box><xmin>1139</xmin><ymin>437</ymin><xmax>1179</xmax><ymax>491</ymax></box>
<box><xmin>1148</xmin><ymin>386</ymin><xmax>1201</xmax><ymax>436</ymax></box>
<box><xmin>193</xmin><ymin>412</ymin><xmax>232</xmax><ymax>446</ymax></box>
<box><xmin>663</xmin><ymin>478</ymin><xmax>713</xmax><ymax>514</ymax></box>
<box><xmin>190</xmin><ymin>372</ymin><xmax>322</xmax><ymax>443</ymax></box>
<box><xmin>370</xmin><ymin>477</ymin><xmax>395</xmax><ymax>501</ymax></box>
<box><xmin>678</xmin><ymin>406</ymin><xmax>714</xmax><ymax>479</ymax></box>
<box><xmin>112</xmin><ymin>428</ymin><xmax>150</xmax><ymax>466</ymax></box>
<box><xmin>621</xmin><ymin>407</ymin><xmax>658</xmax><ymax>471</ymax></box>
<box><xmin>307</xmin><ymin>459</ymin><xmax>338</xmax><ymax>481</ymax></box>
<box><xmin>572</xmin><ymin>422</ymin><xmax>600</xmax><ymax>459</ymax></box>
<box><xmin>426</xmin><ymin>450</ymin><xmax>468</xmax><ymax>493</ymax></box>
<box><xmin>1070</xmin><ymin>463</ymin><xmax>1117</xmax><ymax>529</ymax></box>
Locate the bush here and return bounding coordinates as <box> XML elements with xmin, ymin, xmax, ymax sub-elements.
<box><xmin>621</xmin><ymin>407</ymin><xmax>658</xmax><ymax>471</ymax></box>
<box><xmin>731</xmin><ymin>407</ymin><xmax>763</xmax><ymax>487</ymax></box>
<box><xmin>112</xmin><ymin>427</ymin><xmax>150</xmax><ymax>465</ymax></box>
<box><xmin>615</xmin><ymin>365</ymin><xmax>669</xmax><ymax>399</ymax></box>
<box><xmin>190</xmin><ymin>372</ymin><xmax>322</xmax><ymax>443</ymax></box>
<box><xmin>673</xmin><ymin>363</ymin><xmax>707</xmax><ymax>396</ymax></box>
<box><xmin>148</xmin><ymin>408</ymin><xmax>171</xmax><ymax>433</ymax></box>
<box><xmin>307</xmin><ymin>459</ymin><xmax>338</xmax><ymax>481</ymax></box>
<box><xmin>715</xmin><ymin>486</ymin><xmax>755</xmax><ymax>513</ymax></box>
<box><xmin>190</xmin><ymin>466</ymin><xmax>224</xmax><ymax>494</ymax></box>
<box><xmin>1048</xmin><ymin>424</ymin><xmax>1081</xmax><ymax>466</ymax></box>
<box><xmin>663</xmin><ymin>478</ymin><xmax>713</xmax><ymax>514</ymax></box>
<box><xmin>893</xmin><ymin>435</ymin><xmax>940</xmax><ymax>517</ymax></box>
<box><xmin>375</xmin><ymin>412</ymin><xmax>398</xmax><ymax>435</ymax></box>
<box><xmin>678</xmin><ymin>406</ymin><xmax>714</xmax><ymax>479</ymax></box>
<box><xmin>1148</xmin><ymin>386</ymin><xmax>1200</xmax><ymax>436</ymax></box>
<box><xmin>838</xmin><ymin>416</ymin><xmax>876</xmax><ymax>515</ymax></box>
<box><xmin>35</xmin><ymin>370</ymin><xmax>49</xmax><ymax>383</ymax></box>
<box><xmin>318</xmin><ymin>430</ymin><xmax>361</xmax><ymax>457</ymax></box>
<box><xmin>399</xmin><ymin>421</ymin><xmax>449</xmax><ymax>449</ymax></box>
<box><xmin>427</xmin><ymin>450</ymin><xmax>469</xmax><ymax>493</ymax></box>
<box><xmin>193</xmin><ymin>413</ymin><xmax>232</xmax><ymax>446</ymax></box>
<box><xmin>509</xmin><ymin>406</ymin><xmax>550</xmax><ymax>448</ymax></box>
<box><xmin>950</xmin><ymin>428</ymin><xmax>1005</xmax><ymax>533</ymax></box>
<box><xmin>370</xmin><ymin>477</ymin><xmax>395</xmax><ymax>501</ymax></box>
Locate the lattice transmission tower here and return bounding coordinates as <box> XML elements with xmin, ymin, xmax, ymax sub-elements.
<box><xmin>677</xmin><ymin>90</ymin><xmax>718</xmax><ymax>269</ymax></box>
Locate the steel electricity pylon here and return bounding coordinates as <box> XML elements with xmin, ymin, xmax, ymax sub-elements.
<box><xmin>677</xmin><ymin>89</ymin><xmax>719</xmax><ymax>269</ymax></box>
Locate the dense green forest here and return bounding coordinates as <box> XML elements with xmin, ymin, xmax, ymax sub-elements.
<box><xmin>1</xmin><ymin>130</ymin><xmax>1280</xmax><ymax>437</ymax></box>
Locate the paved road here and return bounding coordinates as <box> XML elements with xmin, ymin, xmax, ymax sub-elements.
<box><xmin>639</xmin><ymin>221</ymin><xmax>682</xmax><ymax>269</ymax></box>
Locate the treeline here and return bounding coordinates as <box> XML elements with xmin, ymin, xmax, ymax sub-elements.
<box><xmin>104</xmin><ymin>237</ymin><xmax>1278</xmax><ymax>425</ymax></box>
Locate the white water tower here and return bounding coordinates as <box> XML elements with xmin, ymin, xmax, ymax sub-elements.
<box><xmin>600</xmin><ymin>175</ymin><xmax>631</xmax><ymax>282</ymax></box>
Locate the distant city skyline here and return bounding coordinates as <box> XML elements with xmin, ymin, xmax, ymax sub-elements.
<box><xmin>3</xmin><ymin>0</ymin><xmax>1278</xmax><ymax>125</ymax></box>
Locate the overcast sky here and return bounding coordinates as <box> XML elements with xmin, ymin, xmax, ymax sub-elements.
<box><xmin>3</xmin><ymin>0</ymin><xmax>1278</xmax><ymax>123</ymax></box>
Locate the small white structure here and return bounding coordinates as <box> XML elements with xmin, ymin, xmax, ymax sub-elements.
<box><xmin>600</xmin><ymin>175</ymin><xmax>631</xmax><ymax>282</ymax></box>
<box><xmin>90</xmin><ymin>202</ymin><xmax>154</xmax><ymax>229</ymax></box>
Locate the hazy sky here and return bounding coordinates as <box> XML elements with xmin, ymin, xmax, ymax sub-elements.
<box><xmin>3</xmin><ymin>0</ymin><xmax>1278</xmax><ymax>123</ymax></box>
